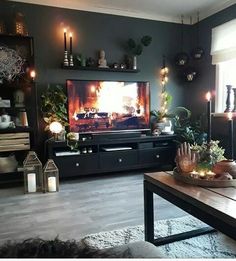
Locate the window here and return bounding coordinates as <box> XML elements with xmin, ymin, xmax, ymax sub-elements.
<box><xmin>211</xmin><ymin>19</ymin><xmax>236</xmax><ymax>113</ymax></box>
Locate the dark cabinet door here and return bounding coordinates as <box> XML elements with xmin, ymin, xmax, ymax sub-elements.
<box><xmin>100</xmin><ymin>150</ymin><xmax>138</xmax><ymax>170</ymax></box>
<box><xmin>53</xmin><ymin>154</ymin><xmax>99</xmax><ymax>177</ymax></box>
<box><xmin>139</xmin><ymin>147</ymin><xmax>175</xmax><ymax>166</ymax></box>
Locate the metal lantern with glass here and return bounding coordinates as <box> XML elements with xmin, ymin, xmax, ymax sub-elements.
<box><xmin>23</xmin><ymin>151</ymin><xmax>43</xmax><ymax>193</ymax></box>
<box><xmin>43</xmin><ymin>159</ymin><xmax>59</xmax><ymax>193</ymax></box>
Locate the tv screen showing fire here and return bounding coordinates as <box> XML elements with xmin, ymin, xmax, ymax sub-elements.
<box><xmin>66</xmin><ymin>80</ymin><xmax>150</xmax><ymax>133</ymax></box>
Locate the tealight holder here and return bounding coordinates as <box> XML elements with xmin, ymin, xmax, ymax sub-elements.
<box><xmin>190</xmin><ymin>170</ymin><xmax>199</xmax><ymax>179</ymax></box>
<box><xmin>206</xmin><ymin>171</ymin><xmax>216</xmax><ymax>180</ymax></box>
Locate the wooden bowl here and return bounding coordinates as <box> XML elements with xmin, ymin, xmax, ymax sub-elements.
<box><xmin>212</xmin><ymin>160</ymin><xmax>236</xmax><ymax>179</ymax></box>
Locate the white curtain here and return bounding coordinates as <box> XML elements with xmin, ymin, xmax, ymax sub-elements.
<box><xmin>211</xmin><ymin>19</ymin><xmax>236</xmax><ymax>64</ymax></box>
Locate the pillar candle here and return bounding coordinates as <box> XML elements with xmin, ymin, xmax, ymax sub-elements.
<box><xmin>64</xmin><ymin>28</ymin><xmax>67</xmax><ymax>51</ymax></box>
<box><xmin>228</xmin><ymin>112</ymin><xmax>234</xmax><ymax>159</ymax></box>
<box><xmin>27</xmin><ymin>173</ymin><xmax>36</xmax><ymax>193</ymax></box>
<box><xmin>69</xmin><ymin>32</ymin><xmax>72</xmax><ymax>55</ymax></box>
<box><xmin>206</xmin><ymin>92</ymin><xmax>212</xmax><ymax>143</ymax></box>
<box><xmin>48</xmin><ymin>176</ymin><xmax>57</xmax><ymax>192</ymax></box>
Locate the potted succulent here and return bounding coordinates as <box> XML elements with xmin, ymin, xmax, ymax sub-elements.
<box><xmin>41</xmin><ymin>84</ymin><xmax>68</xmax><ymax>132</ymax></box>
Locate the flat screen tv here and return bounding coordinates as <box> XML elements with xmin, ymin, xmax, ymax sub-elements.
<box><xmin>66</xmin><ymin>80</ymin><xmax>150</xmax><ymax>133</ymax></box>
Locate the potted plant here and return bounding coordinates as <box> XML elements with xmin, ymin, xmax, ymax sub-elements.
<box><xmin>41</xmin><ymin>84</ymin><xmax>68</xmax><ymax>132</ymax></box>
<box><xmin>126</xmin><ymin>35</ymin><xmax>152</xmax><ymax>69</ymax></box>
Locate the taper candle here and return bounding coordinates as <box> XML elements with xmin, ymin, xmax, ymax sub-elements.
<box><xmin>64</xmin><ymin>28</ymin><xmax>67</xmax><ymax>51</ymax></box>
<box><xmin>228</xmin><ymin>112</ymin><xmax>234</xmax><ymax>159</ymax></box>
<box><xmin>206</xmin><ymin>91</ymin><xmax>212</xmax><ymax>143</ymax></box>
<box><xmin>69</xmin><ymin>32</ymin><xmax>72</xmax><ymax>55</ymax></box>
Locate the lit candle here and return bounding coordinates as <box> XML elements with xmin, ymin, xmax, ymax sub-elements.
<box><xmin>27</xmin><ymin>173</ymin><xmax>36</xmax><ymax>193</ymax></box>
<box><xmin>206</xmin><ymin>91</ymin><xmax>212</xmax><ymax>143</ymax></box>
<box><xmin>228</xmin><ymin>112</ymin><xmax>234</xmax><ymax>159</ymax></box>
<box><xmin>199</xmin><ymin>170</ymin><xmax>206</xmax><ymax>178</ymax></box>
<box><xmin>64</xmin><ymin>28</ymin><xmax>67</xmax><ymax>51</ymax></box>
<box><xmin>48</xmin><ymin>177</ymin><xmax>57</xmax><ymax>192</ymax></box>
<box><xmin>206</xmin><ymin>170</ymin><xmax>216</xmax><ymax>180</ymax></box>
<box><xmin>69</xmin><ymin>32</ymin><xmax>72</xmax><ymax>55</ymax></box>
<box><xmin>190</xmin><ymin>170</ymin><xmax>199</xmax><ymax>179</ymax></box>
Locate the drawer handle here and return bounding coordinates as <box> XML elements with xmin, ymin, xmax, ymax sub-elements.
<box><xmin>118</xmin><ymin>158</ymin><xmax>122</xmax><ymax>163</ymax></box>
<box><xmin>76</xmin><ymin>163</ymin><xmax>80</xmax><ymax>167</ymax></box>
<box><xmin>156</xmin><ymin>155</ymin><xmax>160</xmax><ymax>158</ymax></box>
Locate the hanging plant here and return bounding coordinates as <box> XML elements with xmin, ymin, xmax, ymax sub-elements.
<box><xmin>41</xmin><ymin>84</ymin><xmax>68</xmax><ymax>131</ymax></box>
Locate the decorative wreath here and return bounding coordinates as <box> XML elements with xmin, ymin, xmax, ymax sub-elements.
<box><xmin>0</xmin><ymin>46</ymin><xmax>24</xmax><ymax>81</ymax></box>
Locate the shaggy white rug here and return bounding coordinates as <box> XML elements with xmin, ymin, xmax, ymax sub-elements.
<box><xmin>81</xmin><ymin>216</ymin><xmax>236</xmax><ymax>258</ymax></box>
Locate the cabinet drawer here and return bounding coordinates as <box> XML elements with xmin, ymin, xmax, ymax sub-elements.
<box><xmin>54</xmin><ymin>154</ymin><xmax>99</xmax><ymax>177</ymax></box>
<box><xmin>100</xmin><ymin>150</ymin><xmax>138</xmax><ymax>170</ymax></box>
<box><xmin>139</xmin><ymin>147</ymin><xmax>175</xmax><ymax>165</ymax></box>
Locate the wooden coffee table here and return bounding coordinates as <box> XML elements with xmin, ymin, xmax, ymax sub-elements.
<box><xmin>144</xmin><ymin>171</ymin><xmax>236</xmax><ymax>246</ymax></box>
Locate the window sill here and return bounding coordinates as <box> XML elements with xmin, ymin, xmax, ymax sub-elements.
<box><xmin>212</xmin><ymin>112</ymin><xmax>235</xmax><ymax>117</ymax></box>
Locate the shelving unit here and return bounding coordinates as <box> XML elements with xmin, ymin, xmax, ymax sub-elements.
<box><xmin>61</xmin><ymin>65</ymin><xmax>139</xmax><ymax>73</ymax></box>
<box><xmin>0</xmin><ymin>34</ymin><xmax>35</xmax><ymax>185</ymax></box>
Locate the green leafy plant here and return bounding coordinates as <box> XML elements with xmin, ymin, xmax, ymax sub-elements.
<box><xmin>173</xmin><ymin>112</ymin><xmax>207</xmax><ymax>145</ymax></box>
<box><xmin>41</xmin><ymin>84</ymin><xmax>68</xmax><ymax>131</ymax></box>
<box><xmin>150</xmin><ymin>91</ymin><xmax>173</xmax><ymax>122</ymax></box>
<box><xmin>191</xmin><ymin>140</ymin><xmax>226</xmax><ymax>170</ymax></box>
<box><xmin>126</xmin><ymin>35</ymin><xmax>152</xmax><ymax>56</ymax></box>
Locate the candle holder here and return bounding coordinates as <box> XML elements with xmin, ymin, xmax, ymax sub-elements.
<box><xmin>233</xmin><ymin>88</ymin><xmax>236</xmax><ymax>112</ymax></box>
<box><xmin>23</xmin><ymin>151</ymin><xmax>43</xmax><ymax>193</ymax></box>
<box><xmin>69</xmin><ymin>54</ymin><xmax>74</xmax><ymax>67</ymax></box>
<box><xmin>224</xmin><ymin>85</ymin><xmax>232</xmax><ymax>112</ymax></box>
<box><xmin>63</xmin><ymin>50</ymin><xmax>69</xmax><ymax>66</ymax></box>
<box><xmin>43</xmin><ymin>159</ymin><xmax>59</xmax><ymax>193</ymax></box>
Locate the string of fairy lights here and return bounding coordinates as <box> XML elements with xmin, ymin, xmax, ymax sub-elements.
<box><xmin>159</xmin><ymin>56</ymin><xmax>169</xmax><ymax>121</ymax></box>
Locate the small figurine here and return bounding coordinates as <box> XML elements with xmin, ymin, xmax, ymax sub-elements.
<box><xmin>98</xmin><ymin>50</ymin><xmax>108</xmax><ymax>68</ymax></box>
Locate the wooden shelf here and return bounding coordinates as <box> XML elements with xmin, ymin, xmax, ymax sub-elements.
<box><xmin>61</xmin><ymin>65</ymin><xmax>139</xmax><ymax>73</ymax></box>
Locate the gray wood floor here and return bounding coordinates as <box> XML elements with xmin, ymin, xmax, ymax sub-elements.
<box><xmin>0</xmin><ymin>171</ymin><xmax>187</xmax><ymax>245</ymax></box>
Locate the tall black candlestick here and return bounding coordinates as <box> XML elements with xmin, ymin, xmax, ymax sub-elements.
<box><xmin>206</xmin><ymin>92</ymin><xmax>212</xmax><ymax>143</ymax></box>
<box><xmin>228</xmin><ymin>114</ymin><xmax>234</xmax><ymax>159</ymax></box>
<box><xmin>69</xmin><ymin>33</ymin><xmax>72</xmax><ymax>55</ymax></box>
<box><xmin>64</xmin><ymin>29</ymin><xmax>67</xmax><ymax>51</ymax></box>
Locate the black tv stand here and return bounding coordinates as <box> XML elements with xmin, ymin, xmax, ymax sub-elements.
<box><xmin>47</xmin><ymin>134</ymin><xmax>176</xmax><ymax>178</ymax></box>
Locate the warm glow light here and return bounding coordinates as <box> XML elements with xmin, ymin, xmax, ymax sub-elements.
<box><xmin>228</xmin><ymin>112</ymin><xmax>233</xmax><ymax>120</ymax></box>
<box><xmin>49</xmin><ymin>121</ymin><xmax>63</xmax><ymax>134</ymax></box>
<box><xmin>199</xmin><ymin>171</ymin><xmax>205</xmax><ymax>177</ymax></box>
<box><xmin>205</xmin><ymin>91</ymin><xmax>211</xmax><ymax>101</ymax></box>
<box><xmin>64</xmin><ymin>28</ymin><xmax>67</xmax><ymax>33</ymax></box>
<box><xmin>90</xmin><ymin>85</ymin><xmax>96</xmax><ymax>93</ymax></box>
<box><xmin>69</xmin><ymin>32</ymin><xmax>72</xmax><ymax>37</ymax></box>
<box><xmin>30</xmin><ymin>70</ymin><xmax>36</xmax><ymax>79</ymax></box>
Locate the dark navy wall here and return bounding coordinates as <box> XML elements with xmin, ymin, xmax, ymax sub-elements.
<box><xmin>184</xmin><ymin>4</ymin><xmax>236</xmax><ymax>158</ymax></box>
<box><xmin>0</xmin><ymin>0</ymin><xmax>188</xmax><ymax>110</ymax></box>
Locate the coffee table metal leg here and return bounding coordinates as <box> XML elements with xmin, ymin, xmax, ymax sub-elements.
<box><xmin>144</xmin><ymin>180</ymin><xmax>154</xmax><ymax>243</ymax></box>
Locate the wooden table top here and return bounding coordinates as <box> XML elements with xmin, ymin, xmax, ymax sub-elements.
<box><xmin>144</xmin><ymin>171</ymin><xmax>236</xmax><ymax>222</ymax></box>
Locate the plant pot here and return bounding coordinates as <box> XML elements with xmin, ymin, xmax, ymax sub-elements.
<box><xmin>212</xmin><ymin>160</ymin><xmax>236</xmax><ymax>178</ymax></box>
